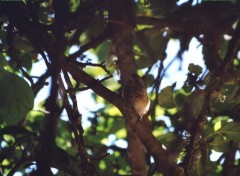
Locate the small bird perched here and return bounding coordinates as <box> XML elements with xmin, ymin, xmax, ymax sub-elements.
<box><xmin>122</xmin><ymin>74</ymin><xmax>150</xmax><ymax>128</ymax></box>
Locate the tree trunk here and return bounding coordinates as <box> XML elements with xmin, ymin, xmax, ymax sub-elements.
<box><xmin>109</xmin><ymin>0</ymin><xmax>148</xmax><ymax>175</ymax></box>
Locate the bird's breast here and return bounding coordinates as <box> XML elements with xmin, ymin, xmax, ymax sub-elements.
<box><xmin>133</xmin><ymin>97</ymin><xmax>150</xmax><ymax>116</ymax></box>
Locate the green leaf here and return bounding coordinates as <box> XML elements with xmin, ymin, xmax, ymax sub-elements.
<box><xmin>70</xmin><ymin>0</ymin><xmax>80</xmax><ymax>12</ymax></box>
<box><xmin>145</xmin><ymin>74</ymin><xmax>155</xmax><ymax>88</ymax></box>
<box><xmin>95</xmin><ymin>41</ymin><xmax>112</xmax><ymax>62</ymax></box>
<box><xmin>158</xmin><ymin>83</ymin><xmax>176</xmax><ymax>109</ymax></box>
<box><xmin>147</xmin><ymin>29</ymin><xmax>169</xmax><ymax>58</ymax></box>
<box><xmin>87</xmin><ymin>18</ymin><xmax>105</xmax><ymax>38</ymax></box>
<box><xmin>19</xmin><ymin>51</ymin><xmax>37</xmax><ymax>70</ymax></box>
<box><xmin>174</xmin><ymin>89</ymin><xmax>188</xmax><ymax>110</ymax></box>
<box><xmin>182</xmin><ymin>83</ymin><xmax>193</xmax><ymax>93</ymax></box>
<box><xmin>207</xmin><ymin>122</ymin><xmax>240</xmax><ymax>152</ymax></box>
<box><xmin>0</xmin><ymin>53</ymin><xmax>8</xmax><ymax>66</ymax></box>
<box><xmin>0</xmin><ymin>71</ymin><xmax>34</xmax><ymax>124</ymax></box>
<box><xmin>208</xmin><ymin>134</ymin><xmax>229</xmax><ymax>152</ymax></box>
<box><xmin>158</xmin><ymin>132</ymin><xmax>178</xmax><ymax>149</ymax></box>
<box><xmin>217</xmin><ymin>122</ymin><xmax>240</xmax><ymax>142</ymax></box>
<box><xmin>14</xmin><ymin>36</ymin><xmax>34</xmax><ymax>52</ymax></box>
<box><xmin>0</xmin><ymin>56</ymin><xmax>7</xmax><ymax>80</ymax></box>
<box><xmin>136</xmin><ymin>54</ymin><xmax>154</xmax><ymax>69</ymax></box>
<box><xmin>188</xmin><ymin>63</ymin><xmax>203</xmax><ymax>75</ymax></box>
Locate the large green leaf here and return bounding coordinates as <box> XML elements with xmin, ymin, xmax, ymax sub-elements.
<box><xmin>95</xmin><ymin>41</ymin><xmax>112</xmax><ymax>62</ymax></box>
<box><xmin>158</xmin><ymin>83</ymin><xmax>176</xmax><ymax>109</ymax></box>
<box><xmin>146</xmin><ymin>28</ymin><xmax>169</xmax><ymax>58</ymax></box>
<box><xmin>207</xmin><ymin>122</ymin><xmax>240</xmax><ymax>152</ymax></box>
<box><xmin>217</xmin><ymin>122</ymin><xmax>240</xmax><ymax>142</ymax></box>
<box><xmin>0</xmin><ymin>71</ymin><xmax>34</xmax><ymax>124</ymax></box>
<box><xmin>207</xmin><ymin>134</ymin><xmax>229</xmax><ymax>152</ymax></box>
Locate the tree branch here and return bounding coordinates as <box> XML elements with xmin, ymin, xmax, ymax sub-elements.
<box><xmin>182</xmin><ymin>19</ymin><xmax>240</xmax><ymax>175</ymax></box>
<box><xmin>67</xmin><ymin>30</ymin><xmax>111</xmax><ymax>61</ymax></box>
<box><xmin>58</xmin><ymin>73</ymin><xmax>96</xmax><ymax>175</ymax></box>
<box><xmin>65</xmin><ymin>62</ymin><xmax>122</xmax><ymax>108</ymax></box>
<box><xmin>65</xmin><ymin>62</ymin><xmax>176</xmax><ymax>175</ymax></box>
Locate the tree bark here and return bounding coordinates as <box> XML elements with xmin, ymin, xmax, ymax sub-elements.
<box><xmin>109</xmin><ymin>1</ymin><xmax>148</xmax><ymax>175</ymax></box>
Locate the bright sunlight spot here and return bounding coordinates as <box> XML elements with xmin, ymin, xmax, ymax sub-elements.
<box><xmin>210</xmin><ymin>150</ymin><xmax>222</xmax><ymax>161</ymax></box>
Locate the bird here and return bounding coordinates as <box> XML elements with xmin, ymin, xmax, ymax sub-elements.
<box><xmin>122</xmin><ymin>74</ymin><xmax>150</xmax><ymax>128</ymax></box>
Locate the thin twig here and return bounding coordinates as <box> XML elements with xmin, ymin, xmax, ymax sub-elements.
<box><xmin>58</xmin><ymin>72</ymin><xmax>96</xmax><ymax>175</ymax></box>
<box><xmin>6</xmin><ymin>23</ymin><xmax>34</xmax><ymax>86</ymax></box>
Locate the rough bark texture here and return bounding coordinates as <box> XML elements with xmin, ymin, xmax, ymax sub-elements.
<box><xmin>109</xmin><ymin>0</ymin><xmax>148</xmax><ymax>175</ymax></box>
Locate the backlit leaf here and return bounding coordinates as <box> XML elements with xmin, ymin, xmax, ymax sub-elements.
<box><xmin>158</xmin><ymin>83</ymin><xmax>176</xmax><ymax>109</ymax></box>
<box><xmin>207</xmin><ymin>122</ymin><xmax>240</xmax><ymax>151</ymax></box>
<box><xmin>0</xmin><ymin>71</ymin><xmax>34</xmax><ymax>124</ymax></box>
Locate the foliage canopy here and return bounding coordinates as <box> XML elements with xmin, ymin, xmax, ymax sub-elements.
<box><xmin>1</xmin><ymin>0</ymin><xmax>240</xmax><ymax>175</ymax></box>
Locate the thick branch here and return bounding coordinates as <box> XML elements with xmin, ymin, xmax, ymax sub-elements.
<box><xmin>36</xmin><ymin>64</ymin><xmax>60</xmax><ymax>176</ymax></box>
<box><xmin>109</xmin><ymin>1</ymin><xmax>149</xmax><ymax>174</ymax></box>
<box><xmin>65</xmin><ymin>62</ymin><xmax>122</xmax><ymax>108</ymax></box>
<box><xmin>222</xmin><ymin>142</ymin><xmax>238</xmax><ymax>176</ymax></box>
<box><xmin>65</xmin><ymin>62</ymin><xmax>176</xmax><ymax>175</ymax></box>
